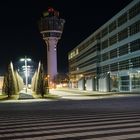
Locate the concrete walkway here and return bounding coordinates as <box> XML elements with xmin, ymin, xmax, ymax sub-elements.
<box><xmin>50</xmin><ymin>88</ymin><xmax>140</xmax><ymax>100</ymax></box>
<box><xmin>18</xmin><ymin>89</ymin><xmax>34</xmax><ymax>100</ymax></box>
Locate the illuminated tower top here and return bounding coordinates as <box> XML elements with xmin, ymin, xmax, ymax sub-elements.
<box><xmin>39</xmin><ymin>7</ymin><xmax>65</xmax><ymax>39</ymax></box>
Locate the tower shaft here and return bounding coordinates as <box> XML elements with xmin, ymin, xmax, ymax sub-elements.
<box><xmin>45</xmin><ymin>37</ymin><xmax>58</xmax><ymax>82</ymax></box>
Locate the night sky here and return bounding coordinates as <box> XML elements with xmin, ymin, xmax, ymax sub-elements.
<box><xmin>0</xmin><ymin>0</ymin><xmax>133</xmax><ymax>75</ymax></box>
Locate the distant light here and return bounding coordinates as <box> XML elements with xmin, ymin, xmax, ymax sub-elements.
<box><xmin>22</xmin><ymin>66</ymin><xmax>31</xmax><ymax>68</ymax></box>
<box><xmin>20</xmin><ymin>58</ymin><xmax>25</xmax><ymax>61</ymax></box>
<box><xmin>27</xmin><ymin>58</ymin><xmax>31</xmax><ymax>61</ymax></box>
<box><xmin>137</xmin><ymin>70</ymin><xmax>140</xmax><ymax>73</ymax></box>
<box><xmin>20</xmin><ymin>58</ymin><xmax>31</xmax><ymax>61</ymax></box>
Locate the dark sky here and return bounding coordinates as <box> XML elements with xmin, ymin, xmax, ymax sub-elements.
<box><xmin>0</xmin><ymin>0</ymin><xmax>133</xmax><ymax>74</ymax></box>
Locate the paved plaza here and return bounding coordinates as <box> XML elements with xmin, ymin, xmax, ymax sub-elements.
<box><xmin>0</xmin><ymin>90</ymin><xmax>140</xmax><ymax>139</ymax></box>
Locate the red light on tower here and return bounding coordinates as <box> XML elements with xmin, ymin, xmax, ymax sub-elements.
<box><xmin>48</xmin><ymin>7</ymin><xmax>54</xmax><ymax>13</ymax></box>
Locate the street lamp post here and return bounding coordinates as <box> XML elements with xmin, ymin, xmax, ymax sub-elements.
<box><xmin>20</xmin><ymin>56</ymin><xmax>31</xmax><ymax>93</ymax></box>
<box><xmin>25</xmin><ymin>57</ymin><xmax>28</xmax><ymax>93</ymax></box>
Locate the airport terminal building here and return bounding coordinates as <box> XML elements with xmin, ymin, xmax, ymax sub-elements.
<box><xmin>68</xmin><ymin>0</ymin><xmax>140</xmax><ymax>92</ymax></box>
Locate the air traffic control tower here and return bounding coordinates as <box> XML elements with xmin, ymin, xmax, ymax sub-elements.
<box><xmin>39</xmin><ymin>8</ymin><xmax>65</xmax><ymax>86</ymax></box>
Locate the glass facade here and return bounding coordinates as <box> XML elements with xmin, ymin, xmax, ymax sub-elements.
<box><xmin>69</xmin><ymin>0</ymin><xmax>140</xmax><ymax>92</ymax></box>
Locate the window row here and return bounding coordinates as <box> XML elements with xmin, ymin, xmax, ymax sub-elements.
<box><xmin>70</xmin><ymin>56</ymin><xmax>140</xmax><ymax>73</ymax></box>
<box><xmin>76</xmin><ymin>45</ymin><xmax>99</xmax><ymax>62</ymax></box>
<box><xmin>129</xmin><ymin>1</ymin><xmax>140</xmax><ymax>19</ymax></box>
<box><xmin>40</xmin><ymin>18</ymin><xmax>64</xmax><ymax>31</ymax></box>
<box><xmin>101</xmin><ymin>39</ymin><xmax>140</xmax><ymax>61</ymax></box>
<box><xmin>101</xmin><ymin>46</ymin><xmax>126</xmax><ymax>61</ymax></box>
<box><xmin>130</xmin><ymin>20</ymin><xmax>140</xmax><ymax>35</ymax></box>
<box><xmin>101</xmin><ymin>56</ymin><xmax>140</xmax><ymax>73</ymax></box>
<box><xmin>77</xmin><ymin>57</ymin><xmax>97</xmax><ymax>69</ymax></box>
<box><xmin>101</xmin><ymin>27</ymin><xmax>128</xmax><ymax>50</ymax></box>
